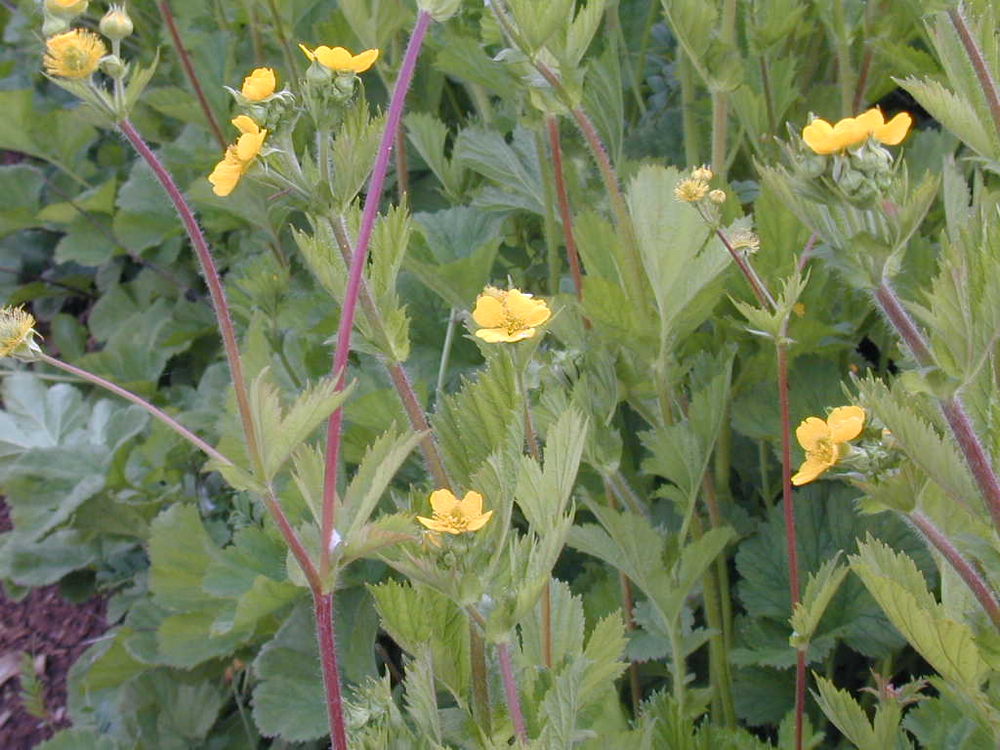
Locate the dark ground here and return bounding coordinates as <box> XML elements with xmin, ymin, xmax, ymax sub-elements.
<box><xmin>0</xmin><ymin>501</ymin><xmax>108</xmax><ymax>749</ymax></box>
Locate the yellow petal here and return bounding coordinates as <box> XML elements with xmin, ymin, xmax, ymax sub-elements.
<box><xmin>853</xmin><ymin>108</ymin><xmax>885</xmax><ymax>131</ymax></box>
<box><xmin>465</xmin><ymin>510</ymin><xmax>493</xmax><ymax>532</ymax></box>
<box><xmin>475</xmin><ymin>327</ymin><xmax>516</xmax><ymax>343</ymax></box>
<box><xmin>830</xmin><ymin>116</ymin><xmax>869</xmax><ymax>150</ymax></box>
<box><xmin>428</xmin><ymin>489</ymin><xmax>458</xmax><ymax>515</ymax></box>
<box><xmin>791</xmin><ymin>457</ymin><xmax>831</xmax><ymax>486</ymax></box>
<box><xmin>875</xmin><ymin>112</ymin><xmax>911</xmax><ymax>145</ymax></box>
<box><xmin>298</xmin><ymin>43</ymin><xmax>316</xmax><ymax>61</ymax></box>
<box><xmin>416</xmin><ymin>515</ymin><xmax>446</xmax><ymax>532</ymax></box>
<box><xmin>802</xmin><ymin>119</ymin><xmax>838</xmax><ymax>155</ymax></box>
<box><xmin>235</xmin><ymin>128</ymin><xmax>267</xmax><ymax>162</ymax></box>
<box><xmin>472</xmin><ymin>295</ymin><xmax>506</xmax><ymax>328</ymax></box>
<box><xmin>350</xmin><ymin>48</ymin><xmax>380</xmax><ymax>73</ymax></box>
<box><xmin>458</xmin><ymin>491</ymin><xmax>484</xmax><ymax>518</ymax></box>
<box><xmin>505</xmin><ymin>290</ymin><xmax>550</xmax><ymax>325</ymax></box>
<box><xmin>232</xmin><ymin>115</ymin><xmax>260</xmax><ymax>135</ymax></box>
<box><xmin>795</xmin><ymin>417</ymin><xmax>830</xmax><ymax>452</ymax></box>
<box><xmin>503</xmin><ymin>328</ymin><xmax>537</xmax><ymax>342</ymax></box>
<box><xmin>241</xmin><ymin>67</ymin><xmax>276</xmax><ymax>101</ymax></box>
<box><xmin>315</xmin><ymin>46</ymin><xmax>355</xmax><ymax>71</ymax></box>
<box><xmin>208</xmin><ymin>154</ymin><xmax>243</xmax><ymax>197</ymax></box>
<box><xmin>827</xmin><ymin>405</ymin><xmax>865</xmax><ymax>443</ymax></box>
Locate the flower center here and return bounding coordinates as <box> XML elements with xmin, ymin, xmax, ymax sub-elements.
<box><xmin>63</xmin><ymin>45</ymin><xmax>92</xmax><ymax>73</ymax></box>
<box><xmin>807</xmin><ymin>438</ymin><xmax>837</xmax><ymax>466</ymax></box>
<box><xmin>436</xmin><ymin>510</ymin><xmax>470</xmax><ymax>533</ymax></box>
<box><xmin>503</xmin><ymin>313</ymin><xmax>525</xmax><ymax>335</ymax></box>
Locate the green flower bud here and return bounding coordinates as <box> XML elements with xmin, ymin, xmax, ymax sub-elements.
<box><xmin>100</xmin><ymin>5</ymin><xmax>134</xmax><ymax>41</ymax></box>
<box><xmin>42</xmin><ymin>14</ymin><xmax>71</xmax><ymax>37</ymax></box>
<box><xmin>100</xmin><ymin>54</ymin><xmax>126</xmax><ymax>79</ymax></box>
<box><xmin>417</xmin><ymin>0</ymin><xmax>461</xmax><ymax>21</ymax></box>
<box><xmin>44</xmin><ymin>0</ymin><xmax>88</xmax><ymax>19</ymax></box>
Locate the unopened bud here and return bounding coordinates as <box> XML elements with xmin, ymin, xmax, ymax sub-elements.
<box><xmin>100</xmin><ymin>54</ymin><xmax>126</xmax><ymax>79</ymax></box>
<box><xmin>42</xmin><ymin>14</ymin><xmax>70</xmax><ymax>37</ymax></box>
<box><xmin>691</xmin><ymin>165</ymin><xmax>713</xmax><ymax>181</ymax></box>
<box><xmin>45</xmin><ymin>0</ymin><xmax>88</xmax><ymax>18</ymax></box>
<box><xmin>417</xmin><ymin>0</ymin><xmax>461</xmax><ymax>21</ymax></box>
<box><xmin>708</xmin><ymin>189</ymin><xmax>726</xmax><ymax>204</ymax></box>
<box><xmin>100</xmin><ymin>5</ymin><xmax>134</xmax><ymax>41</ymax></box>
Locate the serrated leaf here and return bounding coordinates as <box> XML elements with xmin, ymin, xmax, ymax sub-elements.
<box><xmin>812</xmin><ymin>675</ymin><xmax>877</xmax><ymax>750</ymax></box>
<box><xmin>405</xmin><ymin>112</ymin><xmax>466</xmax><ymax>201</ymax></box>
<box><xmin>454</xmin><ymin>125</ymin><xmax>544</xmax><ymax>215</ymax></box>
<box><xmin>789</xmin><ymin>552</ymin><xmax>849</xmax><ymax>647</ymax></box>
<box><xmin>515</xmin><ymin>408</ymin><xmax>587</xmax><ymax>530</ymax></box>
<box><xmin>403</xmin><ymin>647</ymin><xmax>443</xmax><ymax>745</ymax></box>
<box><xmin>851</xmin><ymin>536</ymin><xmax>986</xmax><ymax>687</ymax></box>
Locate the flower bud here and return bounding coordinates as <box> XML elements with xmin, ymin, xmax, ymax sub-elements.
<box><xmin>417</xmin><ymin>0</ymin><xmax>461</xmax><ymax>21</ymax></box>
<box><xmin>708</xmin><ymin>189</ymin><xmax>726</xmax><ymax>204</ymax></box>
<box><xmin>42</xmin><ymin>14</ymin><xmax>70</xmax><ymax>37</ymax></box>
<box><xmin>100</xmin><ymin>5</ymin><xmax>134</xmax><ymax>41</ymax></box>
<box><xmin>691</xmin><ymin>165</ymin><xmax>713</xmax><ymax>181</ymax></box>
<box><xmin>45</xmin><ymin>0</ymin><xmax>88</xmax><ymax>18</ymax></box>
<box><xmin>100</xmin><ymin>54</ymin><xmax>126</xmax><ymax>79</ymax></box>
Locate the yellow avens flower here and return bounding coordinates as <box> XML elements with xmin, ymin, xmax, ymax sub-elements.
<box><xmin>791</xmin><ymin>405</ymin><xmax>866</xmax><ymax>486</ymax></box>
<box><xmin>416</xmin><ymin>489</ymin><xmax>493</xmax><ymax>535</ymax></box>
<box><xmin>802</xmin><ymin>108</ymin><xmax>912</xmax><ymax>155</ymax></box>
<box><xmin>208</xmin><ymin>116</ymin><xmax>268</xmax><ymax>197</ymax></box>
<box><xmin>472</xmin><ymin>286</ymin><xmax>551</xmax><ymax>343</ymax></box>
<box><xmin>0</xmin><ymin>306</ymin><xmax>41</xmax><ymax>360</ymax></box>
<box><xmin>241</xmin><ymin>67</ymin><xmax>276</xmax><ymax>101</ymax></box>
<box><xmin>43</xmin><ymin>29</ymin><xmax>106</xmax><ymax>79</ymax></box>
<box><xmin>298</xmin><ymin>44</ymin><xmax>379</xmax><ymax>73</ymax></box>
<box><xmin>674</xmin><ymin>178</ymin><xmax>709</xmax><ymax>203</ymax></box>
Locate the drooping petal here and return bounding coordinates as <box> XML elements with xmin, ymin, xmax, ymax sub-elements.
<box><xmin>475</xmin><ymin>327</ymin><xmax>516</xmax><ymax>343</ymax></box>
<box><xmin>350</xmin><ymin>48</ymin><xmax>380</xmax><ymax>73</ymax></box>
<box><xmin>208</xmin><ymin>153</ymin><xmax>244</xmax><ymax>196</ymax></box>
<box><xmin>802</xmin><ymin>119</ymin><xmax>838</xmax><ymax>154</ymax></box>
<box><xmin>458</xmin><ymin>491</ymin><xmax>484</xmax><ymax>518</ymax></box>
<box><xmin>875</xmin><ymin>112</ymin><xmax>911</xmax><ymax>145</ymax></box>
<box><xmin>827</xmin><ymin>405</ymin><xmax>865</xmax><ymax>443</ymax></box>
<box><xmin>465</xmin><ymin>510</ymin><xmax>493</xmax><ymax>532</ymax></box>
<box><xmin>472</xmin><ymin>295</ymin><xmax>507</xmax><ymax>328</ymax></box>
<box><xmin>791</xmin><ymin>456</ymin><xmax>832</xmax><ymax>486</ymax></box>
<box><xmin>428</xmin><ymin>489</ymin><xmax>458</xmax><ymax>515</ymax></box>
<box><xmin>795</xmin><ymin>417</ymin><xmax>831</xmax><ymax>452</ymax></box>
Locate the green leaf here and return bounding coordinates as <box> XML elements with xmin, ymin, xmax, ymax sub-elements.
<box><xmin>332</xmin><ymin>98</ymin><xmax>384</xmax><ymax>207</ymax></box>
<box><xmin>369</xmin><ymin>580</ymin><xmax>470</xmax><ymax>701</ymax></box>
<box><xmin>520</xmin><ymin>578</ymin><xmax>586</xmax><ymax>670</ymax></box>
<box><xmin>789</xmin><ymin>552</ymin><xmax>850</xmax><ymax>648</ymax></box>
<box><xmin>579</xmin><ymin>611</ymin><xmax>628</xmax><ymax>702</ymax></box>
<box><xmin>405</xmin><ymin>112</ymin><xmax>466</xmax><ymax>202</ymax></box>
<box><xmin>811</xmin><ymin>675</ymin><xmax>877</xmax><ymax>750</ymax></box>
<box><xmin>403</xmin><ymin>647</ymin><xmax>443</xmax><ymax>745</ymax></box>
<box><xmin>627</xmin><ymin>165</ymin><xmax>733</xmax><ymax>345</ymax></box>
<box><xmin>148</xmin><ymin>504</ymin><xmax>220</xmax><ymax>612</ymax></box>
<box><xmin>0</xmin><ymin>529</ymin><xmax>97</xmax><ymax>587</ymax></box>
<box><xmin>515</xmin><ymin>408</ymin><xmax>587</xmax><ymax>531</ymax></box>
<box><xmin>851</xmin><ymin>536</ymin><xmax>987</xmax><ymax>688</ymax></box>
<box><xmin>454</xmin><ymin>126</ymin><xmax>544</xmax><ymax>215</ymax></box>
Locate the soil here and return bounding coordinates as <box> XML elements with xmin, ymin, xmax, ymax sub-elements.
<box><xmin>0</xmin><ymin>500</ymin><xmax>108</xmax><ymax>749</ymax></box>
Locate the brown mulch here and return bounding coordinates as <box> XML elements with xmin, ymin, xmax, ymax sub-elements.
<box><xmin>0</xmin><ymin>501</ymin><xmax>108</xmax><ymax>749</ymax></box>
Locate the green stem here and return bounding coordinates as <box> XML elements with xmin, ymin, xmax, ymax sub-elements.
<box><xmin>691</xmin><ymin>512</ymin><xmax>734</xmax><ymax>726</ymax></box>
<box><xmin>833</xmin><ymin>0</ymin><xmax>854</xmax><ymax>118</ymax></box>
<box><xmin>436</xmin><ymin>309</ymin><xmax>458</xmax><ymax>399</ymax></box>
<box><xmin>38</xmin><ymin>353</ymin><xmax>231</xmax><ymax>466</ymax></box>
<box><xmin>667</xmin><ymin>618</ymin><xmax>687</xmax><ymax>714</ymax></box>
<box><xmin>547</xmin><ymin>114</ymin><xmax>584</xmax><ymax>303</ymax></box>
<box><xmin>535</xmin><ymin>127</ymin><xmax>561</xmax><ymax>296</ymax></box>
<box><xmin>759</xmin><ymin>55</ymin><xmax>776</xmax><ymax>136</ymax></box>
<box><xmin>604</xmin><ymin>476</ymin><xmax>641</xmax><ymax>713</ymax></box>
<box><xmin>711</xmin><ymin>0</ymin><xmax>737</xmax><ymax>175</ymax></box>
<box><xmin>678</xmin><ymin>53</ymin><xmax>700</xmax><ymax>167</ymax></box>
<box><xmin>265</xmin><ymin>0</ymin><xmax>301</xmax><ymax>95</ymax></box>
<box><xmin>469</xmin><ymin>621</ymin><xmax>492</xmax><ymax>735</ymax></box>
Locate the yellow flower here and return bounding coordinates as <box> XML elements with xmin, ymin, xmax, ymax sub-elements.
<box><xmin>0</xmin><ymin>306</ymin><xmax>42</xmax><ymax>360</ymax></box>
<box><xmin>674</xmin><ymin>178</ymin><xmax>709</xmax><ymax>203</ymax></box>
<box><xmin>416</xmin><ymin>489</ymin><xmax>493</xmax><ymax>535</ymax></box>
<box><xmin>241</xmin><ymin>67</ymin><xmax>276</xmax><ymax>101</ymax></box>
<box><xmin>691</xmin><ymin>165</ymin><xmax>713</xmax><ymax>182</ymax></box>
<box><xmin>802</xmin><ymin>108</ymin><xmax>912</xmax><ymax>155</ymax></box>
<box><xmin>472</xmin><ymin>286</ymin><xmax>551</xmax><ymax>343</ymax></box>
<box><xmin>45</xmin><ymin>0</ymin><xmax>88</xmax><ymax>15</ymax></box>
<box><xmin>298</xmin><ymin>44</ymin><xmax>379</xmax><ymax>73</ymax></box>
<box><xmin>208</xmin><ymin>116</ymin><xmax>267</xmax><ymax>197</ymax></box>
<box><xmin>43</xmin><ymin>29</ymin><xmax>106</xmax><ymax>79</ymax></box>
<box><xmin>791</xmin><ymin>405</ymin><xmax>866</xmax><ymax>485</ymax></box>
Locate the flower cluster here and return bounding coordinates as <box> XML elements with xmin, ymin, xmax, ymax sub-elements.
<box><xmin>674</xmin><ymin>165</ymin><xmax>720</xmax><ymax>204</ymax></box>
<box><xmin>792</xmin><ymin>405</ymin><xmax>865</xmax><ymax>485</ymax></box>
<box><xmin>472</xmin><ymin>286</ymin><xmax>551</xmax><ymax>343</ymax></box>
<box><xmin>208</xmin><ymin>116</ymin><xmax>268</xmax><ymax>197</ymax></box>
<box><xmin>801</xmin><ymin>109</ymin><xmax>911</xmax><ymax>155</ymax></box>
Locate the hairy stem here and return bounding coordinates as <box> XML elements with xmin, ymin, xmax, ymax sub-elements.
<box><xmin>874</xmin><ymin>281</ymin><xmax>1000</xmax><ymax>531</ymax></box>
<box><xmin>547</xmin><ymin>115</ymin><xmax>584</xmax><ymax>303</ymax></box>
<box><xmin>320</xmin><ymin>11</ymin><xmax>434</xmax><ymax>577</ymax></box>
<box><xmin>314</xmin><ymin>592</ymin><xmax>348</xmax><ymax>750</ymax></box>
<box><xmin>327</xmin><ymin>217</ymin><xmax>452</xmax><ymax>491</ymax></box>
<box><xmin>536</xmin><ymin>126</ymin><xmax>561</xmax><ymax>296</ymax></box>
<box><xmin>156</xmin><ymin>1</ymin><xmax>226</xmax><ymax>150</ymax></box>
<box><xmin>947</xmin><ymin>6</ymin><xmax>1000</xmax><ymax>143</ymax></box>
<box><xmin>604</xmin><ymin>476</ymin><xmax>641</xmax><ymax>713</ymax></box>
<box><xmin>715</xmin><ymin>228</ymin><xmax>777</xmax><ymax>311</ymax></box>
<box><xmin>118</xmin><ymin>120</ymin><xmax>261</xmax><ymax>478</ymax></box>
<box><xmin>469</xmin><ymin>623</ymin><xmax>492</xmax><ymax>735</ymax></box>
<box><xmin>909</xmin><ymin>512</ymin><xmax>1000</xmax><ymax>631</ymax></box>
<box><xmin>497</xmin><ymin>641</ymin><xmax>528</xmax><ymax>745</ymax></box>
<box><xmin>38</xmin><ymin>353</ymin><xmax>230</xmax><ymax>466</ymax></box>
<box><xmin>679</xmin><ymin>53</ymin><xmax>700</xmax><ymax>167</ymax></box>
<box><xmin>436</xmin><ymin>309</ymin><xmax>458</xmax><ymax>399</ymax></box>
